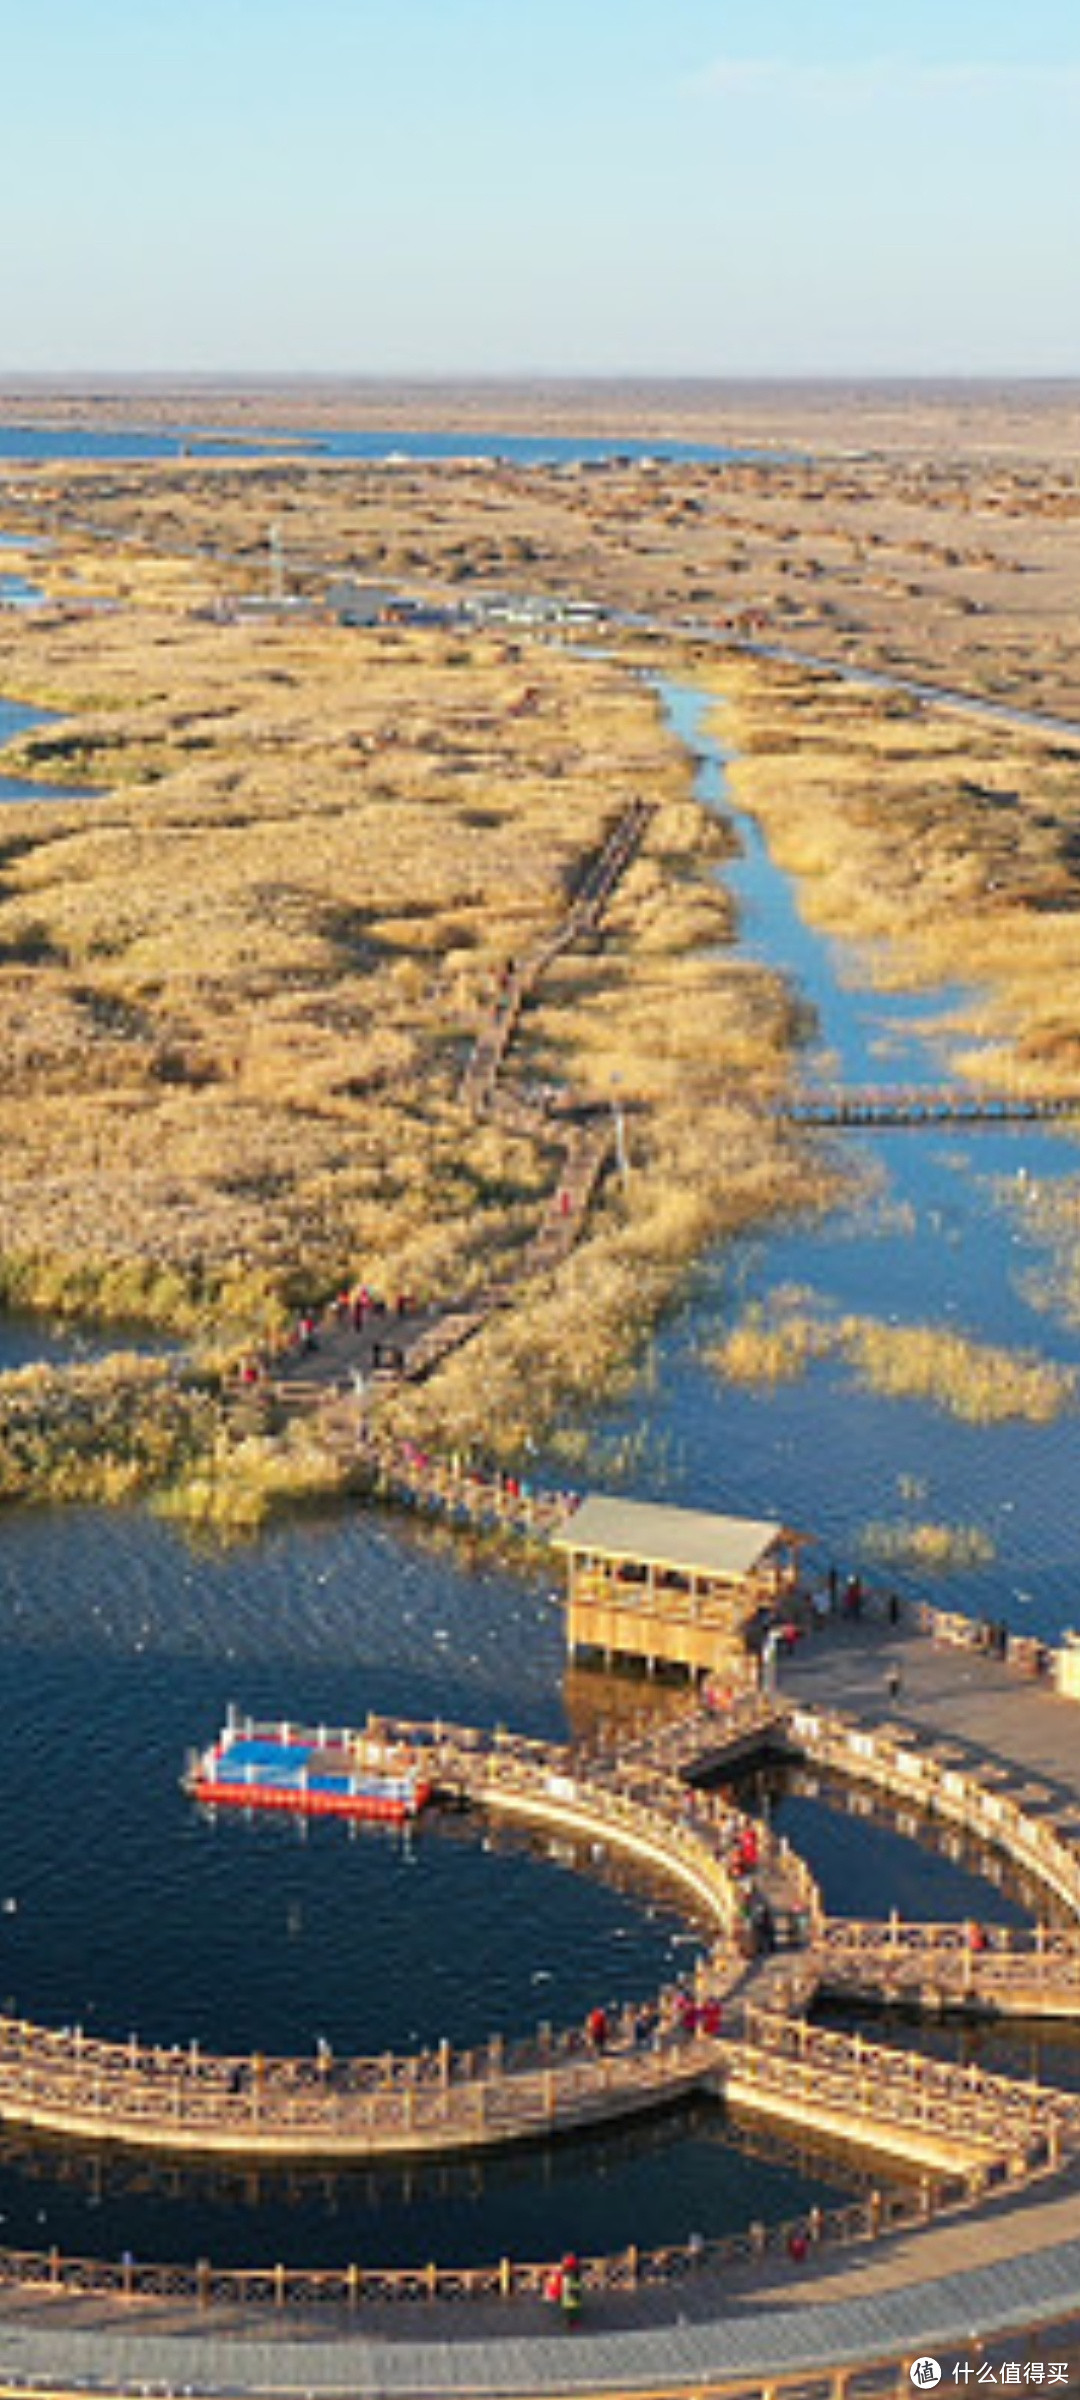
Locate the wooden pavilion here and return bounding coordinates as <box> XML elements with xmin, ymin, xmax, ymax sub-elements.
<box><xmin>550</xmin><ymin>1492</ymin><xmax>805</xmax><ymax>1683</ymax></box>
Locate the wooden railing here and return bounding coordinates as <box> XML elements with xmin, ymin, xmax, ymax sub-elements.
<box><xmin>788</xmin><ymin>1707</ymin><xmax>1080</xmax><ymax>1921</ymax></box>
<box><xmin>0</xmin><ymin>2169</ymin><xmax>1008</xmax><ymax>2318</ymax></box>
<box><xmin>728</xmin><ymin>2005</ymin><xmax>1077</xmax><ymax>2167</ymax></box>
<box><xmin>0</xmin><ymin>1712</ymin><xmax>812</xmax><ymax>2161</ymax></box>
<box><xmin>817</xmin><ymin>1917</ymin><xmax>1080</xmax><ymax>2011</ymax></box>
<box><xmin>780</xmin><ymin>1086</ymin><xmax>1080</xmax><ymax>1129</ymax></box>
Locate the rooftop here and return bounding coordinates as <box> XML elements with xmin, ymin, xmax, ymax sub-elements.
<box><xmin>550</xmin><ymin>1492</ymin><xmax>794</xmax><ymax>1582</ymax></box>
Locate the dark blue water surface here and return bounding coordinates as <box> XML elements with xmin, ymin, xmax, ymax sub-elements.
<box><xmin>0</xmin><ymin>667</ymin><xmax>1076</xmax><ymax>2271</ymax></box>
<box><xmin>0</xmin><ymin>1508</ymin><xmax>852</xmax><ymax>2264</ymax></box>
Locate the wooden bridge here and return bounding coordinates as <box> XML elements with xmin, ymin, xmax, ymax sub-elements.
<box><xmin>3</xmin><ymin>1696</ymin><xmax>1080</xmax><ymax>2181</ymax></box>
<box><xmin>0</xmin><ymin>1708</ymin><xmax>813</xmax><ymax>2165</ymax></box>
<box><xmin>718</xmin><ymin>2004</ymin><xmax>1076</xmax><ymax>2180</ymax></box>
<box><xmin>814</xmin><ymin>1917</ymin><xmax>1080</xmax><ymax>2017</ymax></box>
<box><xmin>779</xmin><ymin>1086</ymin><xmax>1080</xmax><ymax>1131</ymax></box>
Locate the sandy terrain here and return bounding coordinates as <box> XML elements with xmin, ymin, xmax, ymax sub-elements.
<box><xmin>3</xmin><ymin>381</ymin><xmax>1077</xmax><ymax>717</ymax></box>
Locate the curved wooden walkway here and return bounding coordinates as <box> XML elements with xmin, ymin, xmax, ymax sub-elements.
<box><xmin>0</xmin><ymin>1706</ymin><xmax>813</xmax><ymax>2164</ymax></box>
<box><xmin>3</xmin><ymin>1693</ymin><xmax>1079</xmax><ymax>2178</ymax></box>
<box><xmin>7</xmin><ymin>1667</ymin><xmax>1080</xmax><ymax>2382</ymax></box>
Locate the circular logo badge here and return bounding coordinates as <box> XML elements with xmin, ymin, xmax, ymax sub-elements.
<box><xmin>910</xmin><ymin>2363</ymin><xmax>943</xmax><ymax>2389</ymax></box>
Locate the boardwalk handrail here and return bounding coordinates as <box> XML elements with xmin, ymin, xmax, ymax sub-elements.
<box><xmin>733</xmin><ymin>2004</ymin><xmax>1078</xmax><ymax>2156</ymax></box>
<box><xmin>787</xmin><ymin>1706</ymin><xmax>1080</xmax><ymax>1921</ymax></box>
<box><xmin>0</xmin><ymin>1712</ymin><xmax>814</xmax><ymax>2162</ymax></box>
<box><xmin>815</xmin><ymin>1917</ymin><xmax>1080</xmax><ymax>2014</ymax></box>
<box><xmin>778</xmin><ymin>1085</ymin><xmax>1080</xmax><ymax>1130</ymax></box>
<box><xmin>0</xmin><ymin>2166</ymin><xmax>1021</xmax><ymax>2319</ymax></box>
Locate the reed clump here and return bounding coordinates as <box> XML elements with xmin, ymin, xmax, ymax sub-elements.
<box><xmin>709</xmin><ymin>1295</ymin><xmax>1074</xmax><ymax>1422</ymax></box>
<box><xmin>860</xmin><ymin>1520</ymin><xmax>996</xmax><ymax>1570</ymax></box>
<box><xmin>156</xmin><ymin>1426</ymin><xmax>351</xmax><ymax>1532</ymax></box>
<box><xmin>0</xmin><ymin>1354</ymin><xmax>219</xmax><ymax>1506</ymax></box>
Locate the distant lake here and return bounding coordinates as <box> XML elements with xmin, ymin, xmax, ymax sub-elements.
<box><xmin>0</xmin><ymin>422</ymin><xmax>781</xmax><ymax>468</ymax></box>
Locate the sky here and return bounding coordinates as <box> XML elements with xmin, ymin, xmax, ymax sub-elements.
<box><xmin>3</xmin><ymin>0</ymin><xmax>1079</xmax><ymax>378</ymax></box>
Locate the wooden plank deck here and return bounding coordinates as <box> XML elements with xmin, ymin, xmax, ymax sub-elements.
<box><xmin>780</xmin><ymin>1086</ymin><xmax>1080</xmax><ymax>1130</ymax></box>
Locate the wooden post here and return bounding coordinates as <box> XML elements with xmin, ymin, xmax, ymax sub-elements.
<box><xmin>499</xmin><ymin>2255</ymin><xmax>513</xmax><ymax>2297</ymax></box>
<box><xmin>196</xmin><ymin>2258</ymin><xmax>211</xmax><ymax>2311</ymax></box>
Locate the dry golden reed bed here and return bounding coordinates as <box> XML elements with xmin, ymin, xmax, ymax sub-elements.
<box><xmin>709</xmin><ymin>654</ymin><xmax>1080</xmax><ymax>1091</ymax></box>
<box><xmin>0</xmin><ymin>537</ymin><xmax>820</xmax><ymax>1517</ymax></box>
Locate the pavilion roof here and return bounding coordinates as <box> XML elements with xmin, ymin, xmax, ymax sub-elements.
<box><xmin>549</xmin><ymin>1492</ymin><xmax>796</xmax><ymax>1582</ymax></box>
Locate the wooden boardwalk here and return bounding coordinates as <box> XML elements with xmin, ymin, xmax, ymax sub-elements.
<box><xmin>780</xmin><ymin>1085</ymin><xmax>1080</xmax><ymax>1130</ymax></box>
<box><xmin>237</xmin><ymin>799</ymin><xmax>651</xmax><ymax>1434</ymax></box>
<box><xmin>0</xmin><ymin>1706</ymin><xmax>814</xmax><ymax>2164</ymax></box>
<box><xmin>815</xmin><ymin>1916</ymin><xmax>1080</xmax><ymax>2017</ymax></box>
<box><xmin>7</xmin><ymin>1635</ymin><xmax>1080</xmax><ymax>2384</ymax></box>
<box><xmin>1</xmin><ymin>1689</ymin><xmax>1077</xmax><ymax>2180</ymax></box>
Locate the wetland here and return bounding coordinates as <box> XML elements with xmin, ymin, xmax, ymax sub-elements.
<box><xmin>1</xmin><ymin>385</ymin><xmax>1079</xmax><ymax>2273</ymax></box>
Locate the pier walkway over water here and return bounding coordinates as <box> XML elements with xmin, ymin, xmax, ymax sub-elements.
<box><xmin>7</xmin><ymin>1623</ymin><xmax>1080</xmax><ymax>2389</ymax></box>
<box><xmin>777</xmin><ymin>1086</ymin><xmax>1080</xmax><ymax>1131</ymax></box>
<box><xmin>2</xmin><ymin>1678</ymin><xmax>1080</xmax><ymax>2177</ymax></box>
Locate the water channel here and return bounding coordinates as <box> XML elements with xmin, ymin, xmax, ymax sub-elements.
<box><xmin>0</xmin><ymin>666</ymin><xmax>1078</xmax><ymax>2270</ymax></box>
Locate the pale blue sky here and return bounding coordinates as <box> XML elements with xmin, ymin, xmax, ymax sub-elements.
<box><xmin>3</xmin><ymin>0</ymin><xmax>1078</xmax><ymax>376</ymax></box>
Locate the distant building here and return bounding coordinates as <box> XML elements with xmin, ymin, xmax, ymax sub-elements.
<box><xmin>326</xmin><ymin>579</ymin><xmax>399</xmax><ymax>626</ymax></box>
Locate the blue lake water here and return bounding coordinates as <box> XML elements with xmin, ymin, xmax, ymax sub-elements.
<box><xmin>541</xmin><ymin>680</ymin><xmax>1080</xmax><ymax>1639</ymax></box>
<box><xmin>0</xmin><ymin>423</ymin><xmax>780</xmax><ymax>468</ymax></box>
<box><xmin>0</xmin><ymin>691</ymin><xmax>93</xmax><ymax>804</ymax></box>
<box><xmin>0</xmin><ymin>668</ymin><xmax>1077</xmax><ymax>2271</ymax></box>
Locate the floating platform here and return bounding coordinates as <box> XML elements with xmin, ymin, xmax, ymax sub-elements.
<box><xmin>185</xmin><ymin>1714</ymin><xmax>432</xmax><ymax>1824</ymax></box>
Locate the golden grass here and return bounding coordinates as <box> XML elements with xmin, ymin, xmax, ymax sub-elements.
<box><xmin>709</xmin><ymin>1295</ymin><xmax>1074</xmax><ymax>1423</ymax></box>
<box><xmin>0</xmin><ymin>542</ymin><xmax>828</xmax><ymax>1509</ymax></box>
<box><xmin>706</xmin><ymin>659</ymin><xmax>1080</xmax><ymax>1094</ymax></box>
<box><xmin>860</xmin><ymin>1520</ymin><xmax>996</xmax><ymax>1570</ymax></box>
<box><xmin>0</xmin><ymin>1353</ymin><xmax>218</xmax><ymax>1506</ymax></box>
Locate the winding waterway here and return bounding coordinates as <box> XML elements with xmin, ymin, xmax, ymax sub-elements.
<box><xmin>558</xmin><ymin>679</ymin><xmax>1080</xmax><ymax>1637</ymax></box>
<box><xmin>0</xmin><ymin>668</ymin><xmax>1078</xmax><ymax>2271</ymax></box>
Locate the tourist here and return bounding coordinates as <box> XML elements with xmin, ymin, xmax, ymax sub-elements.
<box><xmin>586</xmin><ymin>2005</ymin><xmax>608</xmax><ymax>2052</ymax></box>
<box><xmin>559</xmin><ymin>2254</ymin><xmax>583</xmax><ymax>2327</ymax></box>
<box><xmin>885</xmin><ymin>1663</ymin><xmax>903</xmax><ymax>1704</ymax></box>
